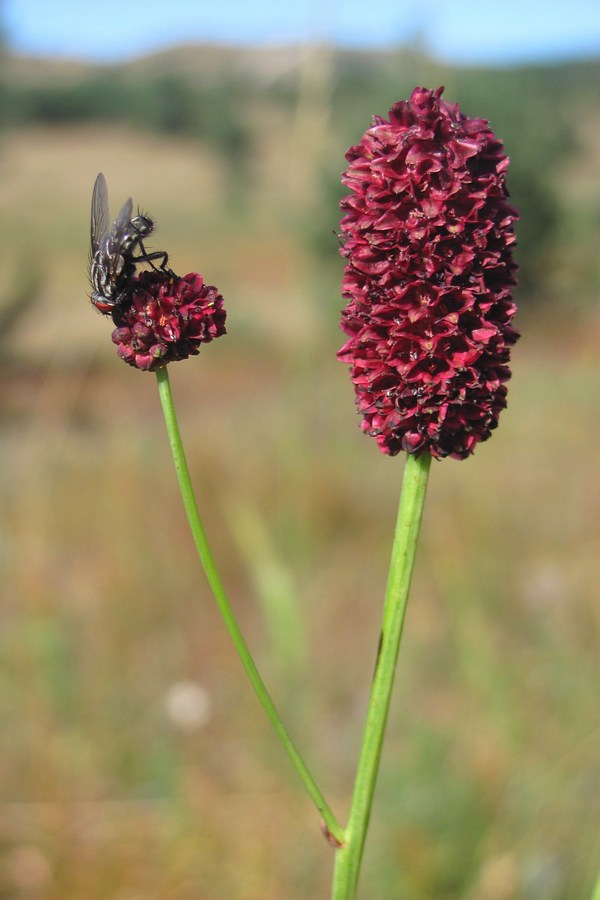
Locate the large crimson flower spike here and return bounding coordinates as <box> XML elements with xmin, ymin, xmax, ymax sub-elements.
<box><xmin>337</xmin><ymin>87</ymin><xmax>520</xmax><ymax>460</ymax></box>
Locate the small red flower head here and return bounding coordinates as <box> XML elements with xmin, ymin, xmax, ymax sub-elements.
<box><xmin>337</xmin><ymin>87</ymin><xmax>519</xmax><ymax>460</ymax></box>
<box><xmin>111</xmin><ymin>271</ymin><xmax>227</xmax><ymax>371</ymax></box>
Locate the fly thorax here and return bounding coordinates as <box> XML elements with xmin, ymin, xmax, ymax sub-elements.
<box><xmin>131</xmin><ymin>215</ymin><xmax>154</xmax><ymax>238</ymax></box>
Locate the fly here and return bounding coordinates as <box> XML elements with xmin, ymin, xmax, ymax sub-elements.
<box><xmin>89</xmin><ymin>172</ymin><xmax>169</xmax><ymax>315</ymax></box>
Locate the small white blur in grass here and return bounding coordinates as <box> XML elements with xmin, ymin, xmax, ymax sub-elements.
<box><xmin>164</xmin><ymin>681</ymin><xmax>213</xmax><ymax>732</ymax></box>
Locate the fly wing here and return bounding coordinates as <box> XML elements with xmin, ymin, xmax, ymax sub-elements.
<box><xmin>90</xmin><ymin>173</ymin><xmax>111</xmax><ymax>253</ymax></box>
<box><xmin>104</xmin><ymin>195</ymin><xmax>135</xmax><ymax>282</ymax></box>
<box><xmin>112</xmin><ymin>196</ymin><xmax>134</xmax><ymax>242</ymax></box>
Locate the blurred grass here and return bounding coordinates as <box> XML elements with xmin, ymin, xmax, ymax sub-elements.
<box><xmin>0</xmin><ymin>62</ymin><xmax>599</xmax><ymax>899</ymax></box>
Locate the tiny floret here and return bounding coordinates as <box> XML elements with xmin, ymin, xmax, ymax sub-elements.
<box><xmin>111</xmin><ymin>271</ymin><xmax>227</xmax><ymax>372</ymax></box>
<box><xmin>337</xmin><ymin>87</ymin><xmax>519</xmax><ymax>460</ymax></box>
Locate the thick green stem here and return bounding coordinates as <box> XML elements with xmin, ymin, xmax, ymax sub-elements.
<box><xmin>331</xmin><ymin>452</ymin><xmax>432</xmax><ymax>899</ymax></box>
<box><xmin>155</xmin><ymin>365</ymin><xmax>344</xmax><ymax>845</ymax></box>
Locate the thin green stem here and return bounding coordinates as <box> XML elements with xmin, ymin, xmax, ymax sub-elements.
<box><xmin>591</xmin><ymin>870</ymin><xmax>600</xmax><ymax>900</ymax></box>
<box><xmin>155</xmin><ymin>365</ymin><xmax>344</xmax><ymax>846</ymax></box>
<box><xmin>331</xmin><ymin>452</ymin><xmax>432</xmax><ymax>899</ymax></box>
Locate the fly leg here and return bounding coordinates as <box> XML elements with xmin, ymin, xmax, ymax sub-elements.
<box><xmin>135</xmin><ymin>243</ymin><xmax>170</xmax><ymax>273</ymax></box>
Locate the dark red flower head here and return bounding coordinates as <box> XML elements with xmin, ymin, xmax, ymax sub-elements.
<box><xmin>111</xmin><ymin>271</ymin><xmax>227</xmax><ymax>371</ymax></box>
<box><xmin>337</xmin><ymin>86</ymin><xmax>519</xmax><ymax>460</ymax></box>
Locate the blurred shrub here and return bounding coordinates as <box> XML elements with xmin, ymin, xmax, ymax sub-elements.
<box><xmin>0</xmin><ymin>69</ymin><xmax>248</xmax><ymax>172</ymax></box>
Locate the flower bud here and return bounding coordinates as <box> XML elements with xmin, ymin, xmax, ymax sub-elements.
<box><xmin>111</xmin><ymin>271</ymin><xmax>226</xmax><ymax>372</ymax></box>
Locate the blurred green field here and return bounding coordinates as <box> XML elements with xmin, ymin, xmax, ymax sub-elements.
<box><xmin>0</xmin><ymin>48</ymin><xmax>599</xmax><ymax>899</ymax></box>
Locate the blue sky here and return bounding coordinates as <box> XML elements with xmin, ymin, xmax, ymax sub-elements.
<box><xmin>5</xmin><ymin>0</ymin><xmax>600</xmax><ymax>65</ymax></box>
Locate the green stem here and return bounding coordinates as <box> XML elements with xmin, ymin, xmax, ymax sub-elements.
<box><xmin>331</xmin><ymin>452</ymin><xmax>432</xmax><ymax>899</ymax></box>
<box><xmin>155</xmin><ymin>366</ymin><xmax>344</xmax><ymax>846</ymax></box>
<box><xmin>591</xmin><ymin>870</ymin><xmax>600</xmax><ymax>900</ymax></box>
